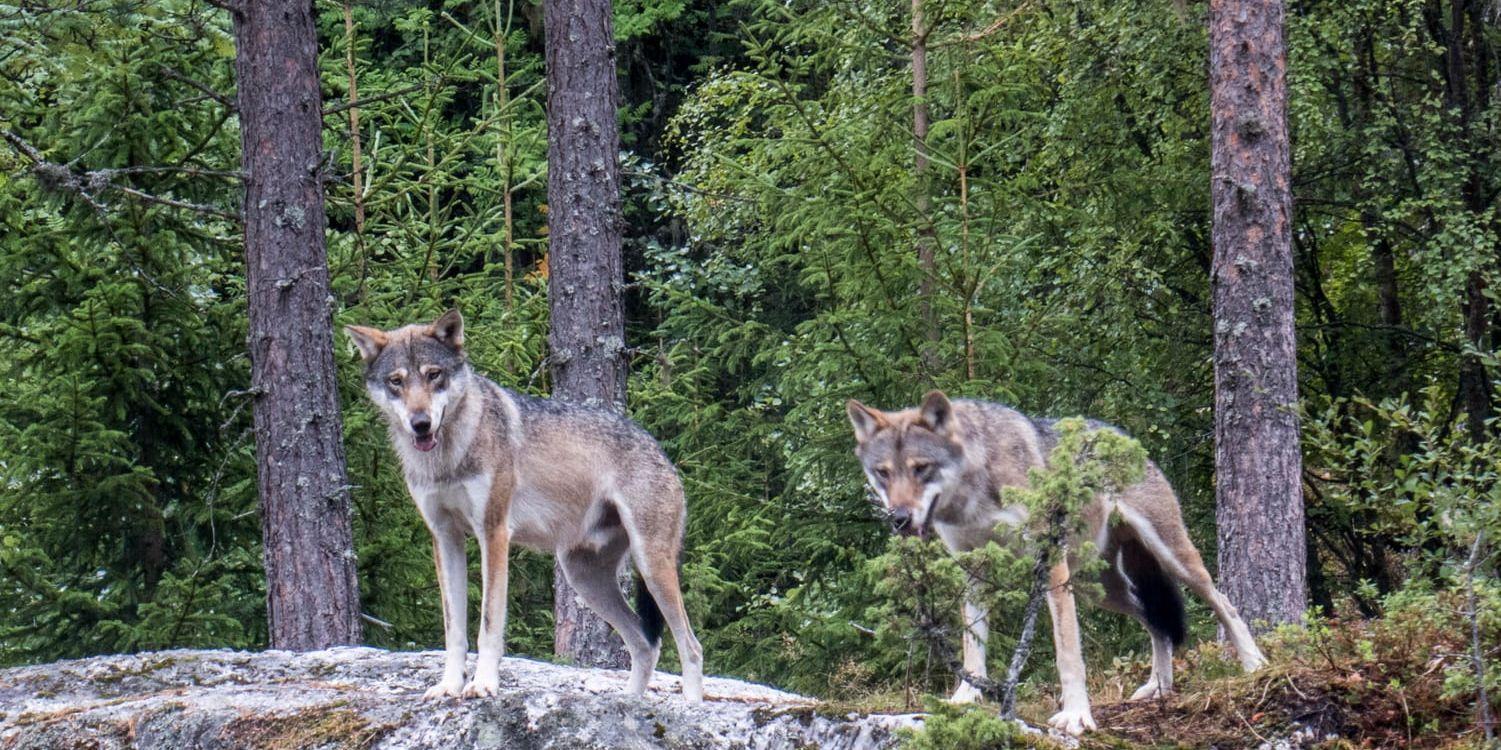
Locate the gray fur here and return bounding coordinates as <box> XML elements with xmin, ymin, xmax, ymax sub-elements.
<box><xmin>347</xmin><ymin>311</ymin><xmax>704</xmax><ymax>703</ymax></box>
<box><xmin>847</xmin><ymin>391</ymin><xmax>1266</xmax><ymax>735</ymax></box>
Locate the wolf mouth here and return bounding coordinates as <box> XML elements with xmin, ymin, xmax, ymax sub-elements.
<box><xmin>414</xmin><ymin>433</ymin><xmax>438</xmax><ymax>452</ymax></box>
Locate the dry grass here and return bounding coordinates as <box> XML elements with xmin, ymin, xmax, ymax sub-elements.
<box><xmin>1062</xmin><ymin>593</ymin><xmax>1496</xmax><ymax>749</ymax></box>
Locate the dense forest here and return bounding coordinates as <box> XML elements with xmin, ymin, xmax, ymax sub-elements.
<box><xmin>2</xmin><ymin>0</ymin><xmax>1499</xmax><ymax>744</ymax></box>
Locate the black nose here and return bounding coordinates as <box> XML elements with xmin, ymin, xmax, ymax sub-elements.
<box><xmin>890</xmin><ymin>508</ymin><xmax>914</xmax><ymax>535</ymax></box>
<box><xmin>410</xmin><ymin>414</ymin><xmax>432</xmax><ymax>435</ymax></box>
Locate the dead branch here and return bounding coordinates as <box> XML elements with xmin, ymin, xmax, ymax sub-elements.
<box><xmin>322</xmin><ymin>81</ymin><xmax>431</xmax><ymax>117</ymax></box>
<box><xmin>2</xmin><ymin>129</ymin><xmax>241</xmax><ymax>222</ymax></box>
<box><xmin>157</xmin><ymin>65</ymin><xmax>236</xmax><ymax>110</ymax></box>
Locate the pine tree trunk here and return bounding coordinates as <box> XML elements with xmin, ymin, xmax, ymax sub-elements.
<box><xmin>912</xmin><ymin>0</ymin><xmax>940</xmax><ymax>379</ymax></box>
<box><xmin>1209</xmin><ymin>0</ymin><xmax>1307</xmax><ymax>631</ymax></box>
<box><xmin>233</xmin><ymin>0</ymin><xmax>362</xmax><ymax>650</ymax></box>
<box><xmin>545</xmin><ymin>0</ymin><xmax>631</xmax><ymax>669</ymax></box>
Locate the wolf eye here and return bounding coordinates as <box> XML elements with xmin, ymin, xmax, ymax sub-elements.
<box><xmin>387</xmin><ymin>374</ymin><xmax>403</xmax><ymax>389</ymax></box>
<box><xmin>874</xmin><ymin>467</ymin><xmax>891</xmax><ymax>481</ymax></box>
<box><xmin>912</xmin><ymin>462</ymin><xmax>935</xmax><ymax>480</ymax></box>
<box><xmin>427</xmin><ymin>369</ymin><xmax>443</xmax><ymax>382</ymax></box>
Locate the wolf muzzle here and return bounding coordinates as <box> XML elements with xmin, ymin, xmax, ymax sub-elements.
<box><xmin>889</xmin><ymin>507</ymin><xmax>928</xmax><ymax>539</ymax></box>
<box><xmin>410</xmin><ymin>412</ymin><xmax>437</xmax><ymax>452</ymax></box>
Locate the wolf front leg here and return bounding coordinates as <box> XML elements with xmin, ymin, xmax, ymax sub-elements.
<box><xmin>949</xmin><ymin>592</ymin><xmax>989</xmax><ymax>703</ymax></box>
<box><xmin>466</xmin><ymin>523</ymin><xmax>510</xmax><ymax>697</ymax></box>
<box><xmin>425</xmin><ymin>522</ymin><xmax>469</xmax><ymax>699</ymax></box>
<box><xmin>1045</xmin><ymin>560</ymin><xmax>1096</xmax><ymax>735</ymax></box>
<box><xmin>464</xmin><ymin>473</ymin><xmax>513</xmax><ymax>698</ymax></box>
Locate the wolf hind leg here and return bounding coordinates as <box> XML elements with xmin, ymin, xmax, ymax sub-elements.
<box><xmin>617</xmin><ymin>474</ymin><xmax>703</xmax><ymax>702</ymax></box>
<box><xmin>558</xmin><ymin>529</ymin><xmax>661</xmax><ymax>696</ymax></box>
<box><xmin>1122</xmin><ymin>507</ymin><xmax>1266</xmax><ymax>672</ymax></box>
<box><xmin>633</xmin><ymin>555</ymin><xmax>703</xmax><ymax>703</ymax></box>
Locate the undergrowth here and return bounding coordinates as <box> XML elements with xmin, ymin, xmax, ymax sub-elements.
<box><xmin>900</xmin><ymin>587</ymin><xmax>1498</xmax><ymax>749</ymax></box>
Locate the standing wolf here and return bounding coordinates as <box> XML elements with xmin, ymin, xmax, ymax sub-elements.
<box><xmin>346</xmin><ymin>310</ymin><xmax>703</xmax><ymax>702</ymax></box>
<box><xmin>846</xmin><ymin>391</ymin><xmax>1265</xmax><ymax>734</ymax></box>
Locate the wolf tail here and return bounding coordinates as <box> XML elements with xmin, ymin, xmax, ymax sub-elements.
<box><xmin>1121</xmin><ymin>537</ymin><xmax>1187</xmax><ymax>647</ymax></box>
<box><xmin>635</xmin><ymin>577</ymin><xmax>665</xmax><ymax>646</ymax></box>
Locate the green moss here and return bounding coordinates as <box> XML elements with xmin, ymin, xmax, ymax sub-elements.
<box><xmin>221</xmin><ymin>705</ymin><xmax>391</xmax><ymax>750</ymax></box>
<box><xmin>92</xmin><ymin>656</ymin><xmax>180</xmax><ymax>684</ymax></box>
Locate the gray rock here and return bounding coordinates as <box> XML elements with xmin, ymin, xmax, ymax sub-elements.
<box><xmin>0</xmin><ymin>648</ymin><xmax>924</xmax><ymax>749</ymax></box>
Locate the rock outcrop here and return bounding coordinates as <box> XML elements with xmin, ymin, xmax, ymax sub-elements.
<box><xmin>0</xmin><ymin>648</ymin><xmax>924</xmax><ymax>749</ymax></box>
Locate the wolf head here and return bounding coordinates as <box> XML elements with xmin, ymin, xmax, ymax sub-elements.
<box><xmin>846</xmin><ymin>391</ymin><xmax>964</xmax><ymax>539</ymax></box>
<box><xmin>345</xmin><ymin>309</ymin><xmax>471</xmax><ymax>454</ymax></box>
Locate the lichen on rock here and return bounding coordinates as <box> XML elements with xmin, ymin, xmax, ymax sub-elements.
<box><xmin>0</xmin><ymin>648</ymin><xmax>922</xmax><ymax>749</ymax></box>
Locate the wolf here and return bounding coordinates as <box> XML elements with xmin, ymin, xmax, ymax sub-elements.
<box><xmin>846</xmin><ymin>391</ymin><xmax>1265</xmax><ymax>735</ymax></box>
<box><xmin>345</xmin><ymin>310</ymin><xmax>703</xmax><ymax>702</ymax></box>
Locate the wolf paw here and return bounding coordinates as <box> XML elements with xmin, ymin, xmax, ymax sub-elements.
<box><xmin>423</xmin><ymin>677</ymin><xmax>464</xmax><ymax>700</ymax></box>
<box><xmin>1047</xmin><ymin>707</ymin><xmax>1097</xmax><ymax>736</ymax></box>
<box><xmin>1240</xmin><ymin>648</ymin><xmax>1268</xmax><ymax>673</ymax></box>
<box><xmin>1128</xmin><ymin>679</ymin><xmax>1171</xmax><ymax>701</ymax></box>
<box><xmin>461</xmin><ymin>676</ymin><xmax>499</xmax><ymax>698</ymax></box>
<box><xmin>948</xmin><ymin>682</ymin><xmax>984</xmax><ymax>704</ymax></box>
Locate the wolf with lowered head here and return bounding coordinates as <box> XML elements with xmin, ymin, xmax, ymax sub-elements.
<box><xmin>346</xmin><ymin>310</ymin><xmax>703</xmax><ymax>702</ymax></box>
<box><xmin>847</xmin><ymin>391</ymin><xmax>1265</xmax><ymax>735</ymax></box>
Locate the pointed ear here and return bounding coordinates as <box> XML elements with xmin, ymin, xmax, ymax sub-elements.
<box><xmin>431</xmin><ymin>308</ymin><xmax>464</xmax><ymax>350</ymax></box>
<box><xmin>344</xmin><ymin>325</ymin><xmax>388</xmax><ymax>363</ymax></box>
<box><xmin>847</xmin><ymin>399</ymin><xmax>888</xmax><ymax>444</ymax></box>
<box><xmin>919</xmin><ymin>390</ymin><xmax>954</xmax><ymax>435</ymax></box>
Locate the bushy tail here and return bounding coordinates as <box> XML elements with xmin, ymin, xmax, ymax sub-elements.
<box><xmin>1122</xmin><ymin>538</ymin><xmax>1187</xmax><ymax>647</ymax></box>
<box><xmin>635</xmin><ymin>577</ymin><xmax>665</xmax><ymax>646</ymax></box>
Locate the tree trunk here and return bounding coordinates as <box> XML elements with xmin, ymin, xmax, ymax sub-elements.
<box><xmin>1438</xmin><ymin>0</ymin><xmax>1493</xmax><ymax>443</ymax></box>
<box><xmin>1209</xmin><ymin>0</ymin><xmax>1307</xmax><ymax>631</ymax></box>
<box><xmin>913</xmin><ymin>0</ymin><xmax>940</xmax><ymax>380</ymax></box>
<box><xmin>233</xmin><ymin>0</ymin><xmax>362</xmax><ymax>650</ymax></box>
<box><xmin>545</xmin><ymin>0</ymin><xmax>631</xmax><ymax>669</ymax></box>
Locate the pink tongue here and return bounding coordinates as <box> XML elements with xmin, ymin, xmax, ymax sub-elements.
<box><xmin>414</xmin><ymin>434</ymin><xmax>437</xmax><ymax>452</ymax></box>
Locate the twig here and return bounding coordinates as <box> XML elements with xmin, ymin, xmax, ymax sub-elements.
<box><xmin>157</xmin><ymin>65</ymin><xmax>236</xmax><ymax>110</ymax></box>
<box><xmin>999</xmin><ymin>536</ymin><xmax>1060</xmax><ymax>718</ymax></box>
<box><xmin>323</xmin><ymin>81</ymin><xmax>430</xmax><ymax>117</ymax></box>
<box><xmin>3</xmin><ymin>129</ymin><xmax>240</xmax><ymax>221</ymax></box>
<box><xmin>1466</xmin><ymin>532</ymin><xmax>1494</xmax><ymax>743</ymax></box>
<box><xmin>110</xmin><ymin>183</ymin><xmax>240</xmax><ymax>221</ymax></box>
<box><xmin>361</xmin><ymin>612</ymin><xmax>395</xmax><ymax>629</ymax></box>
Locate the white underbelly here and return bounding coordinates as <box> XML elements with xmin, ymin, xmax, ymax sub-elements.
<box><xmin>506</xmin><ymin>484</ymin><xmax>568</xmax><ymax>550</ymax></box>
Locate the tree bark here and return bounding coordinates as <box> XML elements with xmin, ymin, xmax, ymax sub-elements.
<box><xmin>913</xmin><ymin>0</ymin><xmax>940</xmax><ymax>380</ymax></box>
<box><xmin>233</xmin><ymin>0</ymin><xmax>362</xmax><ymax>649</ymax></box>
<box><xmin>1209</xmin><ymin>0</ymin><xmax>1307</xmax><ymax>631</ymax></box>
<box><xmin>1437</xmin><ymin>0</ymin><xmax>1493</xmax><ymax>443</ymax></box>
<box><xmin>545</xmin><ymin>0</ymin><xmax>631</xmax><ymax>669</ymax></box>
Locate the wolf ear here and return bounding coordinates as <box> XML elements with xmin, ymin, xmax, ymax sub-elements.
<box><xmin>432</xmin><ymin>308</ymin><xmax>464</xmax><ymax>350</ymax></box>
<box><xmin>344</xmin><ymin>325</ymin><xmax>388</xmax><ymax>363</ymax></box>
<box><xmin>919</xmin><ymin>390</ymin><xmax>954</xmax><ymax>435</ymax></box>
<box><xmin>847</xmin><ymin>399</ymin><xmax>888</xmax><ymax>444</ymax></box>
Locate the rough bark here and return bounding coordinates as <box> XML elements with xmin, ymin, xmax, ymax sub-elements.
<box><xmin>544</xmin><ymin>0</ymin><xmax>631</xmax><ymax>668</ymax></box>
<box><xmin>1209</xmin><ymin>0</ymin><xmax>1307</xmax><ymax>631</ymax></box>
<box><xmin>913</xmin><ymin>0</ymin><xmax>940</xmax><ymax>380</ymax></box>
<box><xmin>1438</xmin><ymin>0</ymin><xmax>1494</xmax><ymax>443</ymax></box>
<box><xmin>233</xmin><ymin>0</ymin><xmax>362</xmax><ymax>649</ymax></box>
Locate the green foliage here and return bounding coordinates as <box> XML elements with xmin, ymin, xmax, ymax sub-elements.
<box><xmin>899</xmin><ymin>701</ymin><xmax>1029</xmax><ymax>750</ymax></box>
<box><xmin>0</xmin><ymin>2</ymin><xmax>1498</xmax><ymax>737</ymax></box>
<box><xmin>0</xmin><ymin>0</ymin><xmax>257</xmax><ymax>662</ymax></box>
<box><xmin>864</xmin><ymin>421</ymin><xmax>1146</xmax><ymax>699</ymax></box>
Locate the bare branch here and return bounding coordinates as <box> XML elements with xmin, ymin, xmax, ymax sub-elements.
<box><xmin>2</xmin><ymin>129</ymin><xmax>240</xmax><ymax>222</ymax></box>
<box><xmin>322</xmin><ymin>81</ymin><xmax>430</xmax><ymax>117</ymax></box>
<box><xmin>110</xmin><ymin>184</ymin><xmax>240</xmax><ymax>221</ymax></box>
<box><xmin>157</xmin><ymin>65</ymin><xmax>236</xmax><ymax>110</ymax></box>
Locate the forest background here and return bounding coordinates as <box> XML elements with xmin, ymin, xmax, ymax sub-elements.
<box><xmin>2</xmin><ymin>0</ymin><xmax>1499</xmax><ymax>715</ymax></box>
